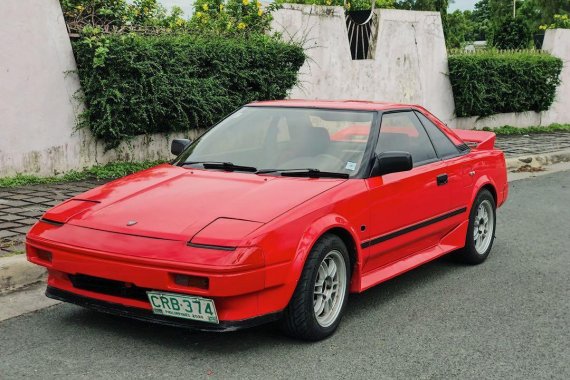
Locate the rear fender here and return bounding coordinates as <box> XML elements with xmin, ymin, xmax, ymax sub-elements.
<box><xmin>470</xmin><ymin>175</ymin><xmax>498</xmax><ymax>212</ymax></box>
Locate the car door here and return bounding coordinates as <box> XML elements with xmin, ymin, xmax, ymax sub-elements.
<box><xmin>414</xmin><ymin>111</ymin><xmax>473</xmax><ymax>212</ymax></box>
<box><xmin>363</xmin><ymin>111</ymin><xmax>456</xmax><ymax>273</ymax></box>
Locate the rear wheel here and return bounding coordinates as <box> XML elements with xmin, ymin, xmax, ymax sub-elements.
<box><xmin>456</xmin><ymin>189</ymin><xmax>496</xmax><ymax>265</ymax></box>
<box><xmin>280</xmin><ymin>234</ymin><xmax>350</xmax><ymax>341</ymax></box>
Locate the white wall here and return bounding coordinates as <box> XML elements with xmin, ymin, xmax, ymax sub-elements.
<box><xmin>542</xmin><ymin>29</ymin><xmax>570</xmax><ymax>126</ymax></box>
<box><xmin>273</xmin><ymin>6</ymin><xmax>570</xmax><ymax>130</ymax></box>
<box><xmin>0</xmin><ymin>0</ymin><xmax>82</xmax><ymax>176</ymax></box>
<box><xmin>272</xmin><ymin>5</ymin><xmax>456</xmax><ymax>124</ymax></box>
<box><xmin>0</xmin><ymin>0</ymin><xmax>201</xmax><ymax>177</ymax></box>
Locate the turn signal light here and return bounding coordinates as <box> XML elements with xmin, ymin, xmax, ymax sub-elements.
<box><xmin>172</xmin><ymin>273</ymin><xmax>209</xmax><ymax>290</ymax></box>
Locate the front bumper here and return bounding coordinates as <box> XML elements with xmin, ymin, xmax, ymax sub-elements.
<box><xmin>46</xmin><ymin>286</ymin><xmax>281</xmax><ymax>332</ymax></box>
<box><xmin>26</xmin><ymin>221</ymin><xmax>293</xmax><ymax>322</ymax></box>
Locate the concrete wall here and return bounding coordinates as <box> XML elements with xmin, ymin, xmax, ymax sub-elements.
<box><xmin>272</xmin><ymin>5</ymin><xmax>456</xmax><ymax>124</ymax></box>
<box><xmin>0</xmin><ymin>0</ymin><xmax>201</xmax><ymax>177</ymax></box>
<box><xmin>0</xmin><ymin>0</ymin><xmax>82</xmax><ymax>177</ymax></box>
<box><xmin>542</xmin><ymin>29</ymin><xmax>570</xmax><ymax>126</ymax></box>
<box><xmin>273</xmin><ymin>6</ymin><xmax>570</xmax><ymax>130</ymax></box>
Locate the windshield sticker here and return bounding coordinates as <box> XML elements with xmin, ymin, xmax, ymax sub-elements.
<box><xmin>345</xmin><ymin>162</ymin><xmax>357</xmax><ymax>171</ymax></box>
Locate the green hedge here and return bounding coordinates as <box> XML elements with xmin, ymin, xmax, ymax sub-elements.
<box><xmin>448</xmin><ymin>51</ymin><xmax>563</xmax><ymax>117</ymax></box>
<box><xmin>73</xmin><ymin>34</ymin><xmax>305</xmax><ymax>148</ymax></box>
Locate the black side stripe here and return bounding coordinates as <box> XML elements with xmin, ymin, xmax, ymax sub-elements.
<box><xmin>360</xmin><ymin>207</ymin><xmax>467</xmax><ymax>249</ymax></box>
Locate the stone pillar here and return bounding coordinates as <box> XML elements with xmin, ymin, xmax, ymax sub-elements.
<box><xmin>542</xmin><ymin>29</ymin><xmax>570</xmax><ymax>126</ymax></box>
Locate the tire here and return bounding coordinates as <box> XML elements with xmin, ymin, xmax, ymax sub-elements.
<box><xmin>280</xmin><ymin>233</ymin><xmax>351</xmax><ymax>341</ymax></box>
<box><xmin>456</xmin><ymin>189</ymin><xmax>497</xmax><ymax>265</ymax></box>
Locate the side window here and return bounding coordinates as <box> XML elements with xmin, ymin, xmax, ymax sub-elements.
<box><xmin>377</xmin><ymin>112</ymin><xmax>437</xmax><ymax>166</ymax></box>
<box><xmin>415</xmin><ymin>112</ymin><xmax>460</xmax><ymax>159</ymax></box>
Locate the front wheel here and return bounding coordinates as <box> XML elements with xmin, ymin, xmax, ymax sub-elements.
<box><xmin>280</xmin><ymin>234</ymin><xmax>351</xmax><ymax>341</ymax></box>
<box><xmin>456</xmin><ymin>189</ymin><xmax>497</xmax><ymax>265</ymax></box>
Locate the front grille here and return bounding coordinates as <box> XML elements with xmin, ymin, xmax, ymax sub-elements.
<box><xmin>69</xmin><ymin>274</ymin><xmax>150</xmax><ymax>302</ymax></box>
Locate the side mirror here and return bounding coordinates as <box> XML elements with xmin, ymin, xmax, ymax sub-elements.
<box><xmin>171</xmin><ymin>139</ymin><xmax>192</xmax><ymax>156</ymax></box>
<box><xmin>370</xmin><ymin>151</ymin><xmax>413</xmax><ymax>177</ymax></box>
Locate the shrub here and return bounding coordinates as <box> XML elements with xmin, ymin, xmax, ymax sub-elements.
<box><xmin>493</xmin><ymin>17</ymin><xmax>531</xmax><ymax>49</ymax></box>
<box><xmin>191</xmin><ymin>0</ymin><xmax>275</xmax><ymax>34</ymax></box>
<box><xmin>73</xmin><ymin>34</ymin><xmax>305</xmax><ymax>148</ymax></box>
<box><xmin>448</xmin><ymin>51</ymin><xmax>563</xmax><ymax>117</ymax></box>
<box><xmin>60</xmin><ymin>0</ymin><xmax>188</xmax><ymax>33</ymax></box>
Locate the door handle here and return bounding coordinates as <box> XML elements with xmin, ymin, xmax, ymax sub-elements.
<box><xmin>437</xmin><ymin>173</ymin><xmax>448</xmax><ymax>186</ymax></box>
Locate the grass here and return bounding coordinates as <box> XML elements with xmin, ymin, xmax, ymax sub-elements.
<box><xmin>0</xmin><ymin>160</ymin><xmax>164</xmax><ymax>188</ymax></box>
<box><xmin>483</xmin><ymin>123</ymin><xmax>570</xmax><ymax>135</ymax></box>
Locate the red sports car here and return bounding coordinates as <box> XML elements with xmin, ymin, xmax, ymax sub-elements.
<box><xmin>27</xmin><ymin>100</ymin><xmax>508</xmax><ymax>341</ymax></box>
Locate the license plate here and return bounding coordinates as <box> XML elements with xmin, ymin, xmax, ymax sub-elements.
<box><xmin>147</xmin><ymin>291</ymin><xmax>219</xmax><ymax>324</ymax></box>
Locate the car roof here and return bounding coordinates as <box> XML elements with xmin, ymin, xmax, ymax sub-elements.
<box><xmin>248</xmin><ymin>99</ymin><xmax>417</xmax><ymax>111</ymax></box>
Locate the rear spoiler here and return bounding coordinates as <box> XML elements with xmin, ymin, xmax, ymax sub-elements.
<box><xmin>452</xmin><ymin>129</ymin><xmax>496</xmax><ymax>150</ymax></box>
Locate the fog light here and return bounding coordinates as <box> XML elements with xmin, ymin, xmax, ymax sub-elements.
<box><xmin>172</xmin><ymin>274</ymin><xmax>209</xmax><ymax>290</ymax></box>
<box><xmin>36</xmin><ymin>249</ymin><xmax>52</xmax><ymax>263</ymax></box>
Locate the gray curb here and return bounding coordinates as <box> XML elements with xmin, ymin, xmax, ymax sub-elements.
<box><xmin>1</xmin><ymin>148</ymin><xmax>570</xmax><ymax>296</ymax></box>
<box><xmin>0</xmin><ymin>254</ymin><xmax>46</xmax><ymax>295</ymax></box>
<box><xmin>505</xmin><ymin>149</ymin><xmax>570</xmax><ymax>171</ymax></box>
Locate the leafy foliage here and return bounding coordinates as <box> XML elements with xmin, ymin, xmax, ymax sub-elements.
<box><xmin>483</xmin><ymin>123</ymin><xmax>570</xmax><ymax>135</ymax></box>
<box><xmin>0</xmin><ymin>161</ymin><xmax>163</xmax><ymax>188</ymax></box>
<box><xmin>493</xmin><ymin>17</ymin><xmax>531</xmax><ymax>49</ymax></box>
<box><xmin>73</xmin><ymin>33</ymin><xmax>305</xmax><ymax>148</ymax></box>
<box><xmin>540</xmin><ymin>13</ymin><xmax>570</xmax><ymax>30</ymax></box>
<box><xmin>60</xmin><ymin>0</ymin><xmax>189</xmax><ymax>33</ymax></box>
<box><xmin>187</xmin><ymin>0</ymin><xmax>276</xmax><ymax>35</ymax></box>
<box><xmin>446</xmin><ymin>10</ymin><xmax>477</xmax><ymax>48</ymax></box>
<box><xmin>448</xmin><ymin>51</ymin><xmax>563</xmax><ymax>117</ymax></box>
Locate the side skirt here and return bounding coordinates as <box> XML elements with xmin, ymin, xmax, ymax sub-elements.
<box><xmin>356</xmin><ymin>219</ymin><xmax>469</xmax><ymax>292</ymax></box>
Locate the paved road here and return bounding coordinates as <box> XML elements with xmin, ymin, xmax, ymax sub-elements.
<box><xmin>1</xmin><ymin>172</ymin><xmax>569</xmax><ymax>379</ymax></box>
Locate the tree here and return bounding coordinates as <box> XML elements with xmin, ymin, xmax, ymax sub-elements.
<box><xmin>471</xmin><ymin>0</ymin><xmax>492</xmax><ymax>40</ymax></box>
<box><xmin>493</xmin><ymin>16</ymin><xmax>531</xmax><ymax>49</ymax></box>
<box><xmin>536</xmin><ymin>0</ymin><xmax>570</xmax><ymax>24</ymax></box>
<box><xmin>446</xmin><ymin>10</ymin><xmax>476</xmax><ymax>48</ymax></box>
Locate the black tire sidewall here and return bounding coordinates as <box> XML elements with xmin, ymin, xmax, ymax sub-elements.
<box><xmin>464</xmin><ymin>189</ymin><xmax>496</xmax><ymax>263</ymax></box>
<box><xmin>281</xmin><ymin>233</ymin><xmax>351</xmax><ymax>341</ymax></box>
<box><xmin>305</xmin><ymin>236</ymin><xmax>351</xmax><ymax>337</ymax></box>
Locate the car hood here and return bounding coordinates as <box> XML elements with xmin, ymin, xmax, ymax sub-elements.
<box><xmin>47</xmin><ymin>164</ymin><xmax>345</xmax><ymax>242</ymax></box>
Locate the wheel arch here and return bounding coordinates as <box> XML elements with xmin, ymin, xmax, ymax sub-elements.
<box><xmin>325</xmin><ymin>227</ymin><xmax>358</xmax><ymax>274</ymax></box>
<box><xmin>480</xmin><ymin>183</ymin><xmax>497</xmax><ymax>205</ymax></box>
<box><xmin>289</xmin><ymin>215</ymin><xmax>363</xmax><ymax>293</ymax></box>
<box><xmin>470</xmin><ymin>175</ymin><xmax>498</xmax><ymax>211</ymax></box>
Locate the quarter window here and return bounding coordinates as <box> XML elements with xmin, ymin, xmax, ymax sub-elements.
<box><xmin>415</xmin><ymin>112</ymin><xmax>460</xmax><ymax>159</ymax></box>
<box><xmin>377</xmin><ymin>112</ymin><xmax>437</xmax><ymax>166</ymax></box>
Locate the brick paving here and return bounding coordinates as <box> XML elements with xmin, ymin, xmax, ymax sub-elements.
<box><xmin>0</xmin><ymin>180</ymin><xmax>108</xmax><ymax>257</ymax></box>
<box><xmin>1</xmin><ymin>132</ymin><xmax>569</xmax><ymax>258</ymax></box>
<box><xmin>496</xmin><ymin>132</ymin><xmax>570</xmax><ymax>158</ymax></box>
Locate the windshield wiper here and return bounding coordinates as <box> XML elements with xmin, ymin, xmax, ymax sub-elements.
<box><xmin>181</xmin><ymin>161</ymin><xmax>257</xmax><ymax>172</ymax></box>
<box><xmin>256</xmin><ymin>168</ymin><xmax>349</xmax><ymax>179</ymax></box>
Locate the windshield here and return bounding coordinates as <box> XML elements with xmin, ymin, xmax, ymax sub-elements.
<box><xmin>175</xmin><ymin>107</ymin><xmax>375</xmax><ymax>177</ymax></box>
